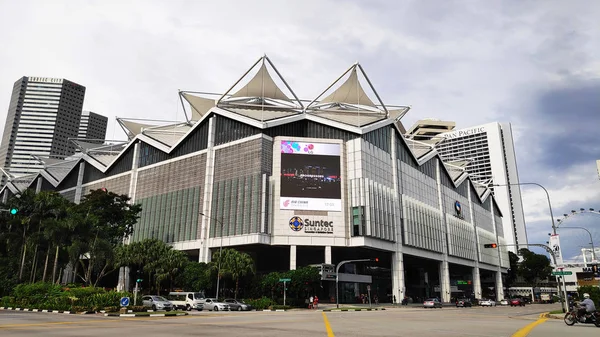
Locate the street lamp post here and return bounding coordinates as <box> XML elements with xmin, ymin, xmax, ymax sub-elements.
<box><xmin>554</xmin><ymin>226</ymin><xmax>597</xmax><ymax>262</ymax></box>
<box><xmin>491</xmin><ymin>182</ymin><xmax>567</xmax><ymax>311</ymax></box>
<box><xmin>491</xmin><ymin>243</ymin><xmax>569</xmax><ymax>312</ymax></box>
<box><xmin>200</xmin><ymin>212</ymin><xmax>224</xmax><ymax>300</ymax></box>
<box><xmin>335</xmin><ymin>258</ymin><xmax>377</xmax><ymax>309</ymax></box>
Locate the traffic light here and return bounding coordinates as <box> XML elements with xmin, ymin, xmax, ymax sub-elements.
<box><xmin>484</xmin><ymin>243</ymin><xmax>498</xmax><ymax>248</ymax></box>
<box><xmin>372</xmin><ymin>257</ymin><xmax>379</xmax><ymax>262</ymax></box>
<box><xmin>9</xmin><ymin>208</ymin><xmax>17</xmax><ymax>215</ymax></box>
<box><xmin>136</xmin><ymin>279</ymin><xmax>143</xmax><ymax>283</ymax></box>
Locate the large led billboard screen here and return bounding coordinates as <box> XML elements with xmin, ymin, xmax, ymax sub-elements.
<box><xmin>280</xmin><ymin>141</ymin><xmax>342</xmax><ymax>211</ymax></box>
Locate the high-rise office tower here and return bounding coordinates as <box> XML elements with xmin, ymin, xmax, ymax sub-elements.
<box><xmin>0</xmin><ymin>76</ymin><xmax>85</xmax><ymax>178</ymax></box>
<box><xmin>78</xmin><ymin>111</ymin><xmax>108</xmax><ymax>142</ymax></box>
<box><xmin>435</xmin><ymin>122</ymin><xmax>528</xmax><ymax>253</ymax></box>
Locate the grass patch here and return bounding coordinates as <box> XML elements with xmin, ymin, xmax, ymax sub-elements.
<box><xmin>549</xmin><ymin>310</ymin><xmax>565</xmax><ymax>314</ymax></box>
<box><xmin>326</xmin><ymin>307</ymin><xmax>361</xmax><ymax>310</ymax></box>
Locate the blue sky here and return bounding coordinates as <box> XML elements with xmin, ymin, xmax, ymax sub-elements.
<box><xmin>0</xmin><ymin>0</ymin><xmax>599</xmax><ymax>261</ymax></box>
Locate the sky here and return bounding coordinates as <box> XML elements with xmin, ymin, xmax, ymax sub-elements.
<box><xmin>0</xmin><ymin>0</ymin><xmax>599</xmax><ymax>262</ymax></box>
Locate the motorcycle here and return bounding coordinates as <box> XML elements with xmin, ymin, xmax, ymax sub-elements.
<box><xmin>564</xmin><ymin>308</ymin><xmax>600</xmax><ymax>327</ymax></box>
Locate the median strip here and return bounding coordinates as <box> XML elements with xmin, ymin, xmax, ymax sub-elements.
<box><xmin>104</xmin><ymin>312</ymin><xmax>188</xmax><ymax>317</ymax></box>
<box><xmin>322</xmin><ymin>308</ymin><xmax>386</xmax><ymax>312</ymax></box>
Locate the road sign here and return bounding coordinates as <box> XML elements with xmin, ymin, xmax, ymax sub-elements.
<box><xmin>552</xmin><ymin>271</ymin><xmax>572</xmax><ymax>276</ymax></box>
<box><xmin>120</xmin><ymin>297</ymin><xmax>130</xmax><ymax>307</ymax></box>
<box><xmin>367</xmin><ymin>285</ymin><xmax>371</xmax><ymax>291</ymax></box>
<box><xmin>279</xmin><ymin>278</ymin><xmax>291</xmax><ymax>282</ymax></box>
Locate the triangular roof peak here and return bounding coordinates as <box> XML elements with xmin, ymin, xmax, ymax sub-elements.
<box><xmin>307</xmin><ymin>63</ymin><xmax>389</xmax><ymax>116</ymax></box>
<box><xmin>216</xmin><ymin>55</ymin><xmax>303</xmax><ymax>110</ymax></box>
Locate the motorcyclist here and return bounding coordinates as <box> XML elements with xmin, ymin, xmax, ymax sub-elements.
<box><xmin>577</xmin><ymin>293</ymin><xmax>596</xmax><ymax>320</ymax></box>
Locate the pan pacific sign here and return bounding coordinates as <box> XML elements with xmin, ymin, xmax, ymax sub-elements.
<box><xmin>442</xmin><ymin>127</ymin><xmax>486</xmax><ymax>139</ymax></box>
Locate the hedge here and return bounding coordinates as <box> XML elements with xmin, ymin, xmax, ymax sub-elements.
<box><xmin>2</xmin><ymin>282</ymin><xmax>132</xmax><ymax>312</ymax></box>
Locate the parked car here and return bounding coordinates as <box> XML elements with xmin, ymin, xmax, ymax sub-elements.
<box><xmin>142</xmin><ymin>295</ymin><xmax>173</xmax><ymax>311</ymax></box>
<box><xmin>201</xmin><ymin>298</ymin><xmax>230</xmax><ymax>311</ymax></box>
<box><xmin>167</xmin><ymin>292</ymin><xmax>204</xmax><ymax>311</ymax></box>
<box><xmin>423</xmin><ymin>298</ymin><xmax>443</xmax><ymax>308</ymax></box>
<box><xmin>456</xmin><ymin>298</ymin><xmax>472</xmax><ymax>307</ymax></box>
<box><xmin>500</xmin><ymin>299</ymin><xmax>509</xmax><ymax>306</ymax></box>
<box><xmin>224</xmin><ymin>299</ymin><xmax>253</xmax><ymax>311</ymax></box>
<box><xmin>510</xmin><ymin>298</ymin><xmax>525</xmax><ymax>307</ymax></box>
<box><xmin>479</xmin><ymin>299</ymin><xmax>496</xmax><ymax>307</ymax></box>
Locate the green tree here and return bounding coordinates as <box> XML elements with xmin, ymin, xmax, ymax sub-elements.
<box><xmin>219</xmin><ymin>249</ymin><xmax>255</xmax><ymax>299</ymax></box>
<box><xmin>116</xmin><ymin>238</ymin><xmax>188</xmax><ymax>294</ymax></box>
<box><xmin>174</xmin><ymin>262</ymin><xmax>212</xmax><ymax>292</ymax></box>
<box><xmin>504</xmin><ymin>251</ymin><xmax>520</xmax><ymax>288</ymax></box>
<box><xmin>71</xmin><ymin>189</ymin><xmax>142</xmax><ymax>286</ymax></box>
<box><xmin>518</xmin><ymin>248</ymin><xmax>552</xmax><ymax>286</ymax></box>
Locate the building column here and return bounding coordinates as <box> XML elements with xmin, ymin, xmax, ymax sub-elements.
<box><xmin>439</xmin><ymin>260</ymin><xmax>451</xmax><ymax>303</ymax></box>
<box><xmin>391</xmin><ymin>252</ymin><xmax>405</xmax><ymax>304</ymax></box>
<box><xmin>495</xmin><ymin>269</ymin><xmax>504</xmax><ymax>301</ymax></box>
<box><xmin>325</xmin><ymin>246</ymin><xmax>332</xmax><ymax>264</ymax></box>
<box><xmin>290</xmin><ymin>245</ymin><xmax>297</xmax><ymax>270</ymax></box>
<box><xmin>199</xmin><ymin>116</ymin><xmax>217</xmax><ymax>263</ymax></box>
<box><xmin>472</xmin><ymin>267</ymin><xmax>482</xmax><ymax>299</ymax></box>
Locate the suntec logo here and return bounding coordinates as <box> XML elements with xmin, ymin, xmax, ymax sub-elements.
<box><xmin>283</xmin><ymin>200</ymin><xmax>290</xmax><ymax>207</ymax></box>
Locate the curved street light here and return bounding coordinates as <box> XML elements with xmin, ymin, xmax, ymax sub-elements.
<box><xmin>556</xmin><ymin>209</ymin><xmax>600</xmax><ymax>263</ymax></box>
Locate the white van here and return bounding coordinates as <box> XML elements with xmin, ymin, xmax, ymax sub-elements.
<box><xmin>167</xmin><ymin>292</ymin><xmax>205</xmax><ymax>311</ymax></box>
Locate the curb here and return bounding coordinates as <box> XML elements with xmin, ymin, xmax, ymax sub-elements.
<box><xmin>0</xmin><ymin>307</ymin><xmax>77</xmax><ymax>314</ymax></box>
<box><xmin>104</xmin><ymin>312</ymin><xmax>188</xmax><ymax>317</ymax></box>
<box><xmin>261</xmin><ymin>309</ymin><xmax>287</xmax><ymax>312</ymax></box>
<box><xmin>322</xmin><ymin>308</ymin><xmax>386</xmax><ymax>312</ymax></box>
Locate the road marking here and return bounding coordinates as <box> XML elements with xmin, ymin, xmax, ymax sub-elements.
<box><xmin>511</xmin><ymin>317</ymin><xmax>547</xmax><ymax>337</ymax></box>
<box><xmin>321</xmin><ymin>312</ymin><xmax>335</xmax><ymax>337</ymax></box>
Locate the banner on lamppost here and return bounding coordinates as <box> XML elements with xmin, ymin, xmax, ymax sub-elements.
<box><xmin>549</xmin><ymin>234</ymin><xmax>564</xmax><ymax>268</ymax></box>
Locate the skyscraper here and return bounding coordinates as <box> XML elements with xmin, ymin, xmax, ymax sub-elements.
<box><xmin>0</xmin><ymin>76</ymin><xmax>85</xmax><ymax>178</ymax></box>
<box><xmin>78</xmin><ymin>111</ymin><xmax>108</xmax><ymax>142</ymax></box>
<box><xmin>435</xmin><ymin>122</ymin><xmax>527</xmax><ymax>253</ymax></box>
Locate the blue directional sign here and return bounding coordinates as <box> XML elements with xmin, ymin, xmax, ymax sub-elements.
<box><xmin>120</xmin><ymin>297</ymin><xmax>130</xmax><ymax>307</ymax></box>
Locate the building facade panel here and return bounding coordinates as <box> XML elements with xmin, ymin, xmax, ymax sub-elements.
<box><xmin>402</xmin><ymin>196</ymin><xmax>445</xmax><ymax>253</ymax></box>
<box><xmin>447</xmin><ymin>215</ymin><xmax>477</xmax><ymax>260</ymax></box>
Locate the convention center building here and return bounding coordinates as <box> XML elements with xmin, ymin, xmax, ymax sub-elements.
<box><xmin>0</xmin><ymin>56</ymin><xmax>509</xmax><ymax>303</ymax></box>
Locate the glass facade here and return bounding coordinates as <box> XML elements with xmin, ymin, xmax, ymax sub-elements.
<box><xmin>447</xmin><ymin>216</ymin><xmax>477</xmax><ymax>260</ymax></box>
<box><xmin>402</xmin><ymin>196</ymin><xmax>445</xmax><ymax>253</ymax></box>
<box><xmin>36</xmin><ymin>109</ymin><xmax>507</xmax><ymax>276</ymax></box>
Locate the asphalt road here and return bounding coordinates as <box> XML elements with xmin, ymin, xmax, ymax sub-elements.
<box><xmin>0</xmin><ymin>304</ymin><xmax>595</xmax><ymax>337</ymax></box>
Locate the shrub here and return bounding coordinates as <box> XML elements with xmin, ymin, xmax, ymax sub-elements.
<box><xmin>245</xmin><ymin>297</ymin><xmax>275</xmax><ymax>310</ymax></box>
<box><xmin>578</xmin><ymin>286</ymin><xmax>600</xmax><ymax>306</ymax></box>
<box><xmin>103</xmin><ymin>306</ymin><xmax>120</xmax><ymax>313</ymax></box>
<box><xmin>270</xmin><ymin>305</ymin><xmax>292</xmax><ymax>310</ymax></box>
<box><xmin>128</xmin><ymin>305</ymin><xmax>146</xmax><ymax>312</ymax></box>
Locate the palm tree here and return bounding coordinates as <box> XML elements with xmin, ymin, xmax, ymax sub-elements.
<box><xmin>220</xmin><ymin>249</ymin><xmax>255</xmax><ymax>299</ymax></box>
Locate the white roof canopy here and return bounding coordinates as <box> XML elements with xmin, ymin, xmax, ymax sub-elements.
<box><xmin>321</xmin><ymin>67</ymin><xmax>376</xmax><ymax>107</ymax></box>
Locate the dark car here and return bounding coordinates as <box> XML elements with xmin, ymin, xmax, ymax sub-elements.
<box><xmin>456</xmin><ymin>298</ymin><xmax>472</xmax><ymax>307</ymax></box>
<box><xmin>224</xmin><ymin>298</ymin><xmax>253</xmax><ymax>311</ymax></box>
<box><xmin>510</xmin><ymin>298</ymin><xmax>525</xmax><ymax>307</ymax></box>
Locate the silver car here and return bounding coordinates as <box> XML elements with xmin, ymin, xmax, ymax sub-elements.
<box><xmin>423</xmin><ymin>298</ymin><xmax>443</xmax><ymax>308</ymax></box>
<box><xmin>202</xmin><ymin>298</ymin><xmax>230</xmax><ymax>311</ymax></box>
<box><xmin>142</xmin><ymin>295</ymin><xmax>173</xmax><ymax>311</ymax></box>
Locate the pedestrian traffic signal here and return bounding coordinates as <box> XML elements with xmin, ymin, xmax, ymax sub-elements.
<box><xmin>484</xmin><ymin>243</ymin><xmax>498</xmax><ymax>248</ymax></box>
<box><xmin>9</xmin><ymin>208</ymin><xmax>17</xmax><ymax>215</ymax></box>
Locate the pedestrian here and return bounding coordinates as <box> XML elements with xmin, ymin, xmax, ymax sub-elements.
<box><xmin>374</xmin><ymin>295</ymin><xmax>379</xmax><ymax>305</ymax></box>
<box><xmin>314</xmin><ymin>295</ymin><xmax>319</xmax><ymax>309</ymax></box>
<box><xmin>309</xmin><ymin>296</ymin><xmax>313</xmax><ymax>309</ymax></box>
